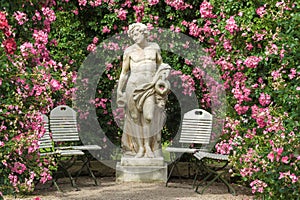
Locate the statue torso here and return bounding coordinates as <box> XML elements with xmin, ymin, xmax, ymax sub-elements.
<box><xmin>125</xmin><ymin>43</ymin><xmax>159</xmax><ymax>84</ymax></box>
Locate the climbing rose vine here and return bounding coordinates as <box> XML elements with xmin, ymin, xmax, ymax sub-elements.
<box><xmin>0</xmin><ymin>1</ymin><xmax>299</xmax><ymax>199</ymax></box>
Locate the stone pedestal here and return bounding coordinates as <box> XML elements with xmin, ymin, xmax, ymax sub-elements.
<box><xmin>116</xmin><ymin>156</ymin><xmax>167</xmax><ymax>183</ymax></box>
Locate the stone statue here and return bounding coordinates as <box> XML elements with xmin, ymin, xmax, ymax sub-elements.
<box><xmin>117</xmin><ymin>23</ymin><xmax>171</xmax><ymax>158</ymax></box>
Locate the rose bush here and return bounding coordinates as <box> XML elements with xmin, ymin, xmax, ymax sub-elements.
<box><xmin>0</xmin><ymin>0</ymin><xmax>299</xmax><ymax>199</ymax></box>
<box><xmin>0</xmin><ymin>2</ymin><xmax>75</xmax><ymax>197</ymax></box>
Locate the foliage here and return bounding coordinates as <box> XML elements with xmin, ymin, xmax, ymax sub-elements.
<box><xmin>0</xmin><ymin>1</ymin><xmax>73</xmax><ymax>196</ymax></box>
<box><xmin>0</xmin><ymin>0</ymin><xmax>299</xmax><ymax>199</ymax></box>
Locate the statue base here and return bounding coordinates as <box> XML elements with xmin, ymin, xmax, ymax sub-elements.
<box><xmin>116</xmin><ymin>156</ymin><xmax>167</xmax><ymax>183</ymax></box>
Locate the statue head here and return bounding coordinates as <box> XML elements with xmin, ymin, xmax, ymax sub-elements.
<box><xmin>128</xmin><ymin>23</ymin><xmax>149</xmax><ymax>39</ymax></box>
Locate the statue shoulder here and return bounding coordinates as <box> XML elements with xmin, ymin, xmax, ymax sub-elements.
<box><xmin>148</xmin><ymin>42</ymin><xmax>160</xmax><ymax>51</ymax></box>
<box><xmin>124</xmin><ymin>44</ymin><xmax>138</xmax><ymax>56</ymax></box>
<box><xmin>124</xmin><ymin>46</ymin><xmax>134</xmax><ymax>55</ymax></box>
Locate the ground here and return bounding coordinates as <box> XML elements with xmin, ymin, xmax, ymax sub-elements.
<box><xmin>5</xmin><ymin>176</ymin><xmax>254</xmax><ymax>200</ymax></box>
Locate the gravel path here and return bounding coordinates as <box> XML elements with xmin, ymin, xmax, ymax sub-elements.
<box><xmin>5</xmin><ymin>177</ymin><xmax>254</xmax><ymax>200</ymax></box>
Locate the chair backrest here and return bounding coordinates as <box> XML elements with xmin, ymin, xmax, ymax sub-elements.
<box><xmin>50</xmin><ymin>105</ymin><xmax>80</xmax><ymax>142</ymax></box>
<box><xmin>39</xmin><ymin>114</ymin><xmax>53</xmax><ymax>149</ymax></box>
<box><xmin>179</xmin><ymin>109</ymin><xmax>212</xmax><ymax>145</ymax></box>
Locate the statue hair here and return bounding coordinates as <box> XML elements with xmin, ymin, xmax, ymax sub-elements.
<box><xmin>128</xmin><ymin>23</ymin><xmax>149</xmax><ymax>38</ymax></box>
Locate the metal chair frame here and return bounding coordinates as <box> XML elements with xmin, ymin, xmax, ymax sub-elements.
<box><xmin>193</xmin><ymin>151</ymin><xmax>236</xmax><ymax>195</ymax></box>
<box><xmin>39</xmin><ymin>115</ymin><xmax>84</xmax><ymax>191</ymax></box>
<box><xmin>165</xmin><ymin>109</ymin><xmax>236</xmax><ymax>195</ymax></box>
<box><xmin>165</xmin><ymin>109</ymin><xmax>212</xmax><ymax>186</ymax></box>
<box><xmin>49</xmin><ymin>105</ymin><xmax>101</xmax><ymax>188</ymax></box>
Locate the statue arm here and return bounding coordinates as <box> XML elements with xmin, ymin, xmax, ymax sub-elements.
<box><xmin>151</xmin><ymin>48</ymin><xmax>171</xmax><ymax>84</ymax></box>
<box><xmin>117</xmin><ymin>53</ymin><xmax>130</xmax><ymax>106</ymax></box>
<box><xmin>156</xmin><ymin>47</ymin><xmax>163</xmax><ymax>66</ymax></box>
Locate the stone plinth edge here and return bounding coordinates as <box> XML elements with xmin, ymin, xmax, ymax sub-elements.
<box><xmin>116</xmin><ymin>162</ymin><xmax>167</xmax><ymax>183</ymax></box>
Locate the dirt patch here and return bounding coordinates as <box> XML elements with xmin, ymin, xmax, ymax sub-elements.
<box><xmin>5</xmin><ymin>176</ymin><xmax>254</xmax><ymax>200</ymax></box>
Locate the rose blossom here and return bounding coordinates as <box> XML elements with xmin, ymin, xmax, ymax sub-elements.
<box><xmin>200</xmin><ymin>1</ymin><xmax>217</xmax><ymax>18</ymax></box>
<box><xmin>12</xmin><ymin>162</ymin><xmax>27</xmax><ymax>174</ymax></box>
<box><xmin>42</xmin><ymin>7</ymin><xmax>56</xmax><ymax>22</ymax></box>
<box><xmin>250</xmin><ymin>179</ymin><xmax>267</xmax><ymax>194</ymax></box>
<box><xmin>115</xmin><ymin>8</ymin><xmax>127</xmax><ymax>21</ymax></box>
<box><xmin>89</xmin><ymin>0</ymin><xmax>102</xmax><ymax>7</ymax></box>
<box><xmin>267</xmin><ymin>152</ymin><xmax>274</xmax><ymax>162</ymax></box>
<box><xmin>223</xmin><ymin>40</ymin><xmax>232</xmax><ymax>52</ymax></box>
<box><xmin>102</xmin><ymin>26</ymin><xmax>110</xmax><ymax>34</ymax></box>
<box><xmin>13</xmin><ymin>11</ymin><xmax>28</xmax><ymax>25</ymax></box>
<box><xmin>50</xmin><ymin>79</ymin><xmax>62</xmax><ymax>91</ymax></box>
<box><xmin>165</xmin><ymin>0</ymin><xmax>192</xmax><ymax>10</ymax></box>
<box><xmin>234</xmin><ymin>104</ymin><xmax>249</xmax><ymax>115</ymax></box>
<box><xmin>0</xmin><ymin>11</ymin><xmax>9</xmax><ymax>29</ymax></box>
<box><xmin>288</xmin><ymin>68</ymin><xmax>297</xmax><ymax>79</ymax></box>
<box><xmin>20</xmin><ymin>42</ymin><xmax>36</xmax><ymax>57</ymax></box>
<box><xmin>215</xmin><ymin>140</ymin><xmax>232</xmax><ymax>154</ymax></box>
<box><xmin>225</xmin><ymin>16</ymin><xmax>239</xmax><ymax>34</ymax></box>
<box><xmin>78</xmin><ymin>0</ymin><xmax>87</xmax><ymax>6</ymax></box>
<box><xmin>2</xmin><ymin>38</ymin><xmax>17</xmax><ymax>54</ymax></box>
<box><xmin>281</xmin><ymin>156</ymin><xmax>289</xmax><ymax>164</ymax></box>
<box><xmin>258</xmin><ymin>93</ymin><xmax>271</xmax><ymax>106</ymax></box>
<box><xmin>92</xmin><ymin>37</ymin><xmax>99</xmax><ymax>44</ymax></box>
<box><xmin>244</xmin><ymin>56</ymin><xmax>262</xmax><ymax>68</ymax></box>
<box><xmin>148</xmin><ymin>0</ymin><xmax>159</xmax><ymax>6</ymax></box>
<box><xmin>87</xmin><ymin>43</ymin><xmax>96</xmax><ymax>52</ymax></box>
<box><xmin>271</xmin><ymin>70</ymin><xmax>281</xmax><ymax>80</ymax></box>
<box><xmin>256</xmin><ymin>5</ymin><xmax>266</xmax><ymax>17</ymax></box>
<box><xmin>33</xmin><ymin>30</ymin><xmax>48</xmax><ymax>44</ymax></box>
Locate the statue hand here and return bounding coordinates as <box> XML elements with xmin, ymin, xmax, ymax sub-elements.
<box><xmin>117</xmin><ymin>91</ymin><xmax>126</xmax><ymax>108</ymax></box>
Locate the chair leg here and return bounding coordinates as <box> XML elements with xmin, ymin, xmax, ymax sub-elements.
<box><xmin>195</xmin><ymin>173</ymin><xmax>213</xmax><ymax>194</ymax></box>
<box><xmin>192</xmin><ymin>160</ymin><xmax>203</xmax><ymax>188</ymax></box>
<box><xmin>166</xmin><ymin>160</ymin><xmax>176</xmax><ymax>187</ymax></box>
<box><xmin>75</xmin><ymin>161</ymin><xmax>85</xmax><ymax>181</ymax></box>
<box><xmin>58</xmin><ymin>161</ymin><xmax>79</xmax><ymax>191</ymax></box>
<box><xmin>219</xmin><ymin>176</ymin><xmax>236</xmax><ymax>195</ymax></box>
<box><xmin>85</xmin><ymin>158</ymin><xmax>98</xmax><ymax>186</ymax></box>
<box><xmin>199</xmin><ymin>173</ymin><xmax>220</xmax><ymax>194</ymax></box>
<box><xmin>50</xmin><ymin>171</ymin><xmax>62</xmax><ymax>192</ymax></box>
<box><xmin>87</xmin><ymin>165</ymin><xmax>98</xmax><ymax>186</ymax></box>
<box><xmin>52</xmin><ymin>179</ymin><xmax>62</xmax><ymax>192</ymax></box>
<box><xmin>194</xmin><ymin>159</ymin><xmax>236</xmax><ymax>195</ymax></box>
<box><xmin>75</xmin><ymin>155</ymin><xmax>98</xmax><ymax>186</ymax></box>
<box><xmin>166</xmin><ymin>155</ymin><xmax>181</xmax><ymax>187</ymax></box>
<box><xmin>192</xmin><ymin>171</ymin><xmax>198</xmax><ymax>189</ymax></box>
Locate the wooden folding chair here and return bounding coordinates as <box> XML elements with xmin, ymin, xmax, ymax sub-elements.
<box><xmin>49</xmin><ymin>105</ymin><xmax>101</xmax><ymax>187</ymax></box>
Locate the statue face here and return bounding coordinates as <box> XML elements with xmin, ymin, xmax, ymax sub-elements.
<box><xmin>132</xmin><ymin>28</ymin><xmax>145</xmax><ymax>44</ymax></box>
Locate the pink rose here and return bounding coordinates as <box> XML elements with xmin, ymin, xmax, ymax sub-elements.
<box><xmin>244</xmin><ymin>56</ymin><xmax>262</xmax><ymax>68</ymax></box>
<box><xmin>2</xmin><ymin>38</ymin><xmax>17</xmax><ymax>55</ymax></box>
<box><xmin>225</xmin><ymin>16</ymin><xmax>239</xmax><ymax>34</ymax></box>
<box><xmin>50</xmin><ymin>79</ymin><xmax>62</xmax><ymax>91</ymax></box>
<box><xmin>256</xmin><ymin>5</ymin><xmax>266</xmax><ymax>17</ymax></box>
<box><xmin>267</xmin><ymin>152</ymin><xmax>274</xmax><ymax>162</ymax></box>
<box><xmin>281</xmin><ymin>156</ymin><xmax>289</xmax><ymax>164</ymax></box>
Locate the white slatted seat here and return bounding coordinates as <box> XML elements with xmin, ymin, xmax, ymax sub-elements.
<box><xmin>193</xmin><ymin>149</ymin><xmax>235</xmax><ymax>195</ymax></box>
<box><xmin>50</xmin><ymin>105</ymin><xmax>101</xmax><ymax>186</ymax></box>
<box><xmin>194</xmin><ymin>151</ymin><xmax>228</xmax><ymax>161</ymax></box>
